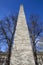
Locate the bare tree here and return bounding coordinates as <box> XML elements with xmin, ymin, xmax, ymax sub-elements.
<box><xmin>0</xmin><ymin>14</ymin><xmax>18</xmax><ymax>65</ymax></box>
<box><xmin>28</xmin><ymin>14</ymin><xmax>43</xmax><ymax>65</ymax></box>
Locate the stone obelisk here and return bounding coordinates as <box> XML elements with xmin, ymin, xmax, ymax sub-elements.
<box><xmin>10</xmin><ymin>5</ymin><xmax>35</xmax><ymax>65</ymax></box>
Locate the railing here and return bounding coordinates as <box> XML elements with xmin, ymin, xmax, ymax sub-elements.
<box><xmin>0</xmin><ymin>52</ymin><xmax>8</xmax><ymax>65</ymax></box>
<box><xmin>36</xmin><ymin>52</ymin><xmax>43</xmax><ymax>65</ymax></box>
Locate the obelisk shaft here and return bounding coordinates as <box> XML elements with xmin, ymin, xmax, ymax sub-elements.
<box><xmin>10</xmin><ymin>5</ymin><xmax>35</xmax><ymax>65</ymax></box>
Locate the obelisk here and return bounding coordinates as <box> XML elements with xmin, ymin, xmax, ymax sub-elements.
<box><xmin>10</xmin><ymin>5</ymin><xmax>35</xmax><ymax>65</ymax></box>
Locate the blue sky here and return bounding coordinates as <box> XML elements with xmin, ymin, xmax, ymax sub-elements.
<box><xmin>0</xmin><ymin>0</ymin><xmax>43</xmax><ymax>52</ymax></box>
<box><xmin>0</xmin><ymin>0</ymin><xmax>43</xmax><ymax>22</ymax></box>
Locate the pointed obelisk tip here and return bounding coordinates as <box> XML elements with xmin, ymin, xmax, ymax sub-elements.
<box><xmin>20</xmin><ymin>4</ymin><xmax>24</xmax><ymax>12</ymax></box>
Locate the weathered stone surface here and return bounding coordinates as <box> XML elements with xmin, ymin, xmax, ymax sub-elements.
<box><xmin>10</xmin><ymin>5</ymin><xmax>35</xmax><ymax>65</ymax></box>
